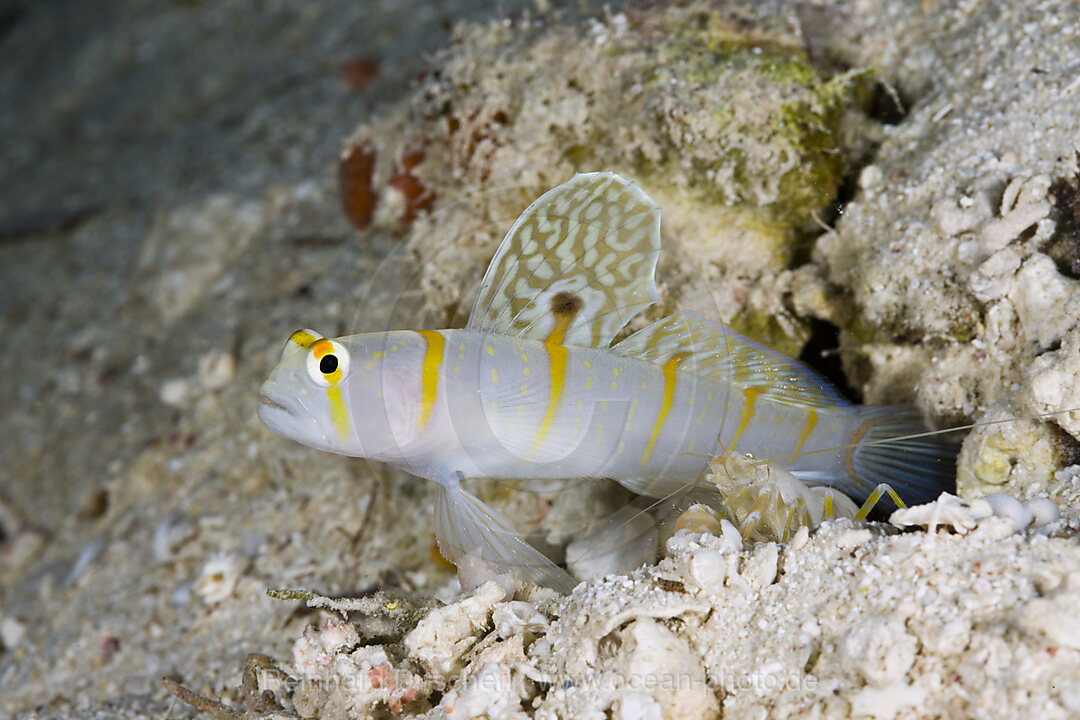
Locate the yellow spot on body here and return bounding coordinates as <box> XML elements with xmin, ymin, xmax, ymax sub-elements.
<box><xmin>628</xmin><ymin>397</ymin><xmax>638</xmax><ymax>420</ymax></box>
<box><xmin>573</xmin><ymin>417</ymin><xmax>581</xmax><ymax>437</ymax></box>
<box><xmin>327</xmin><ymin>386</ymin><xmax>351</xmax><ymax>440</ymax></box>
<box><xmin>491</xmin><ymin>368</ymin><xmax>499</xmax><ymax>383</ymax></box>
<box><xmin>618</xmin><ymin>440</ymin><xmax>625</xmax><ymax>454</ymax></box>
<box><xmin>613</xmin><ymin>367</ymin><xmax>620</xmax><ymax>376</ymax></box>
<box><xmin>416</xmin><ymin>330</ymin><xmax>445</xmax><ymax>432</ymax></box>
<box><xmin>584</xmin><ymin>360</ymin><xmax>591</xmax><ymax>369</ymax></box>
<box><xmin>600</xmin><ymin>400</ymin><xmax>608</xmax><ymax>411</ymax></box>
<box><xmin>610</xmin><ymin>381</ymin><xmax>618</xmax><ymax>391</ymax></box>
<box><xmin>521</xmin><ymin>383</ymin><xmax>528</xmax><ymax>396</ymax></box>
<box><xmin>486</xmin><ymin>345</ymin><xmax>495</xmax><ymax>356</ymax></box>
<box><xmin>641</xmin><ymin>381</ymin><xmax>648</xmax><ymax>389</ymax></box>
<box><xmin>459</xmin><ymin>343</ymin><xmax>465</xmax><ymax>360</ymax></box>
<box><xmin>585</xmin><ymin>377</ymin><xmax>593</xmax><ymax>390</ymax></box>
<box><xmin>454</xmin><ymin>365</ymin><xmax>461</xmax><ymax>374</ymax></box>
<box><xmin>390</xmin><ymin>344</ymin><xmax>399</xmax><ymax>352</ymax></box>
<box><xmin>792</xmin><ymin>409</ymin><xmax>819</xmax><ymax>457</ymax></box>
<box><xmin>730</xmin><ymin>387</ymin><xmax>765</xmax><ymax>450</ymax></box>
<box><xmin>523</xmin><ymin>366</ymin><xmax>531</xmax><ymax>376</ymax></box>
<box><xmin>577</xmin><ymin>399</ymin><xmax>583</xmax><ymax>410</ymax></box>
<box><xmin>364</xmin><ymin>351</ymin><xmax>387</xmax><ymax>371</ymax></box>
<box><xmin>640</xmin><ymin>353</ymin><xmax>686</xmax><ymax>466</ymax></box>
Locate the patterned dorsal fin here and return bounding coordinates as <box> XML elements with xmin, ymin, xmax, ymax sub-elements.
<box><xmin>612</xmin><ymin>311</ymin><xmax>848</xmax><ymax>408</ymax></box>
<box><xmin>466</xmin><ymin>172</ymin><xmax>661</xmax><ymax>348</ymax></box>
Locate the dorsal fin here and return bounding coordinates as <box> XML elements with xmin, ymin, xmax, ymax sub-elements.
<box><xmin>612</xmin><ymin>311</ymin><xmax>848</xmax><ymax>408</ymax></box>
<box><xmin>466</xmin><ymin>172</ymin><xmax>661</xmax><ymax>348</ymax></box>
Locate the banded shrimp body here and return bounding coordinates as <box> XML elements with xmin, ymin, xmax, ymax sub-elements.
<box><xmin>259</xmin><ymin>172</ymin><xmax>1077</xmax><ymax>592</ymax></box>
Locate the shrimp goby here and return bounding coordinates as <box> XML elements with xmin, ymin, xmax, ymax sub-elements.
<box><xmin>259</xmin><ymin>172</ymin><xmax>960</xmax><ymax>592</ymax></box>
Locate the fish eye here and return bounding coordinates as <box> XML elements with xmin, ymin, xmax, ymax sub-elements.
<box><xmin>305</xmin><ymin>339</ymin><xmax>350</xmax><ymax>387</ymax></box>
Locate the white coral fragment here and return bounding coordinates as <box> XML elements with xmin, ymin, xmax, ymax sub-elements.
<box><xmin>404</xmin><ymin>580</ymin><xmax>505</xmax><ymax>684</ymax></box>
<box><xmin>291</xmin><ymin>623</ymin><xmax>431</xmax><ymax>718</ymax></box>
<box><xmin>969</xmin><ymin>247</ymin><xmax>1021</xmax><ymax>302</ymax></box>
<box><xmin>841</xmin><ymin>619</ymin><xmax>917</xmax><ymax>686</ymax></box>
<box><xmin>891</xmin><ymin>492</ymin><xmax>1063</xmax><ymax>535</ymax></box>
<box><xmin>979</xmin><ymin>175</ymin><xmax>1052</xmax><ymax>254</ymax></box>
<box><xmin>849</xmin><ymin>681</ymin><xmax>928</xmax><ymax>719</ymax></box>
<box><xmin>292</xmin><ymin>618</ymin><xmax>361</xmax><ymax>677</ymax></box>
<box><xmin>440</xmin><ymin>661</ymin><xmax>532</xmax><ymax>720</ymax></box>
<box><xmin>614</xmin><ymin>618</ymin><xmax>719</xmax><ymax>720</ymax></box>
<box><xmin>1027</xmin><ymin>328</ymin><xmax>1080</xmax><ymax>441</ymax></box>
<box><xmin>889</xmin><ymin>493</ymin><xmax>991</xmax><ymax>534</ymax></box>
<box><xmin>1009</xmin><ymin>253</ymin><xmax>1079</xmax><ymax>348</ymax></box>
<box><xmin>492</xmin><ymin>601</ymin><xmax>548</xmax><ymax>639</ymax></box>
<box><xmin>682</xmin><ymin>549</ymin><xmax>728</xmax><ymax>594</ymax></box>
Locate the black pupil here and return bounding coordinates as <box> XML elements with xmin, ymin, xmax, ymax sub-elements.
<box><xmin>319</xmin><ymin>354</ymin><xmax>339</xmax><ymax>374</ymax></box>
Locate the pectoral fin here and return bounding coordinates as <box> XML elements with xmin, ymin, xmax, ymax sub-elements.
<box><xmin>433</xmin><ymin>481</ymin><xmax>576</xmax><ymax>593</ymax></box>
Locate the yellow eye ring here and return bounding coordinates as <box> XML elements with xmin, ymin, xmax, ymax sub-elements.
<box><xmin>306</xmin><ymin>339</ymin><xmax>350</xmax><ymax>387</ymax></box>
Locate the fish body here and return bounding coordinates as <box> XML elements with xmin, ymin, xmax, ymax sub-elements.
<box><xmin>259</xmin><ymin>172</ymin><xmax>954</xmax><ymax>590</ymax></box>
<box><xmin>261</xmin><ymin>327</ymin><xmax>859</xmax><ymax>491</ymax></box>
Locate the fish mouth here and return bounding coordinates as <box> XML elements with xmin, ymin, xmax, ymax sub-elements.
<box><xmin>256</xmin><ymin>382</ymin><xmax>301</xmax><ymax>431</ymax></box>
<box><xmin>258</xmin><ymin>393</ymin><xmax>292</xmax><ymax>414</ymax></box>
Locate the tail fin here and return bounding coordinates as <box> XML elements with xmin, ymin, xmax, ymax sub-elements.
<box><xmin>433</xmin><ymin>481</ymin><xmax>576</xmax><ymax>594</ymax></box>
<box><xmin>845</xmin><ymin>408</ymin><xmax>960</xmax><ymax>508</ymax></box>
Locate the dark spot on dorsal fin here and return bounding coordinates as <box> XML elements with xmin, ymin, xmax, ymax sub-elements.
<box><xmin>551</xmin><ymin>291</ymin><xmax>583</xmax><ymax>318</ymax></box>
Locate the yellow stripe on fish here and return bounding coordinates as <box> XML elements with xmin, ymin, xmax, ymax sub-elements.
<box><xmin>528</xmin><ymin>293</ymin><xmax>576</xmax><ymax>455</ymax></box>
<box><xmin>416</xmin><ymin>330</ymin><xmax>445</xmax><ymax>432</ymax></box>
<box><xmin>640</xmin><ymin>352</ymin><xmax>686</xmax><ymax>467</ymax></box>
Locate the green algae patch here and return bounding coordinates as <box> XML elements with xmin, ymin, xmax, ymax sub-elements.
<box><xmin>647</xmin><ymin>8</ymin><xmax>866</xmax><ymax>227</ymax></box>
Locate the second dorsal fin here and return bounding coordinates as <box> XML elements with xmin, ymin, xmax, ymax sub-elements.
<box><xmin>612</xmin><ymin>311</ymin><xmax>848</xmax><ymax>408</ymax></box>
<box><xmin>466</xmin><ymin>172</ymin><xmax>661</xmax><ymax>348</ymax></box>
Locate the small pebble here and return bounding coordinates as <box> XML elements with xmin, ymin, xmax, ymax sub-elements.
<box><xmin>685</xmin><ymin>549</ymin><xmax>727</xmax><ymax>594</ymax></box>
<box><xmin>197</xmin><ymin>351</ymin><xmax>235</xmax><ymax>390</ymax></box>
<box><xmin>194</xmin><ymin>552</ymin><xmax>246</xmax><ymax>604</ymax></box>
<box><xmin>1</xmin><ymin>616</ymin><xmax>27</xmax><ymax>649</ymax></box>
<box><xmin>1024</xmin><ymin>497</ymin><xmax>1060</xmax><ymax>528</ymax></box>
<box><xmin>983</xmin><ymin>493</ymin><xmax>1032</xmax><ymax>532</ymax></box>
<box><xmin>159</xmin><ymin>378</ymin><xmax>191</xmax><ymax>407</ymax></box>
